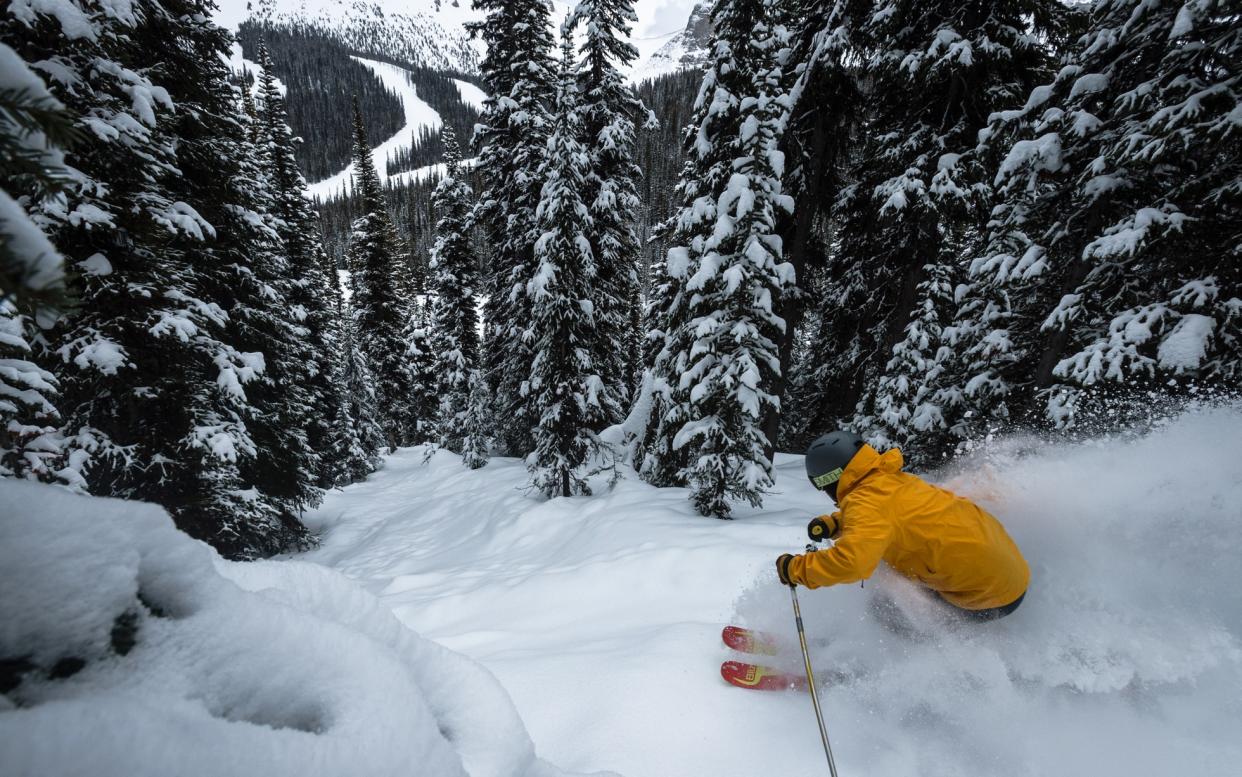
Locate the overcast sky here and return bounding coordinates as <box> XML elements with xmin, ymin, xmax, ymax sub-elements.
<box><xmin>637</xmin><ymin>0</ymin><xmax>701</xmax><ymax>37</ymax></box>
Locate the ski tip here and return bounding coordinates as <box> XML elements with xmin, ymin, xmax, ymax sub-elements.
<box><xmin>720</xmin><ymin>660</ymin><xmax>808</xmax><ymax>692</ymax></box>
<box><xmin>721</xmin><ymin>624</ymin><xmax>780</xmax><ymax>656</ymax></box>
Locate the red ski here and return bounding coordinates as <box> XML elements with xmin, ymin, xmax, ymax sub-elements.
<box><xmin>720</xmin><ymin>660</ymin><xmax>808</xmax><ymax>692</ymax></box>
<box><xmin>721</xmin><ymin>625</ymin><xmax>781</xmax><ymax>656</ymax></box>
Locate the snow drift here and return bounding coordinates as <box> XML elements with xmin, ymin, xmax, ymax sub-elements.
<box><xmin>0</xmin><ymin>481</ymin><xmax>601</xmax><ymax>777</ymax></box>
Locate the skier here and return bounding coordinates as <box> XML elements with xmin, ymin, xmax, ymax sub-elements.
<box><xmin>776</xmin><ymin>431</ymin><xmax>1029</xmax><ymax>623</ymax></box>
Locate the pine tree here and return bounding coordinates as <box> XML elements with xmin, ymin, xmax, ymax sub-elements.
<box><xmin>777</xmin><ymin>0</ymin><xmax>869</xmax><ymax>450</ymax></box>
<box><xmin>629</xmin><ymin>159</ymin><xmax>698</xmax><ymax>488</ymax></box>
<box><xmin>527</xmin><ymin>32</ymin><xmax>603</xmax><ymax>499</ymax></box>
<box><xmin>814</xmin><ymin>0</ymin><xmax>1066</xmax><ymax>463</ymax></box>
<box><xmin>403</xmin><ymin>296</ymin><xmax>438</xmax><ymax>444</ymax></box>
<box><xmin>637</xmin><ymin>0</ymin><xmax>795</xmax><ymax>517</ymax></box>
<box><xmin>966</xmin><ymin>0</ymin><xmax>1240</xmax><ymax>431</ymax></box>
<box><xmin>460</xmin><ymin>369</ymin><xmax>491</xmax><ymax>470</ymax></box>
<box><xmin>1</xmin><ymin>0</ymin><xmax>351</xmax><ymax>554</ymax></box>
<box><xmin>128</xmin><ymin>0</ymin><xmax>322</xmax><ymax>553</ymax></box>
<box><xmin>5</xmin><ymin>0</ymin><xmax>281</xmax><ymax>553</ymax></box>
<box><xmin>565</xmin><ymin>0</ymin><xmax>645</xmax><ymax>415</ymax></box>
<box><xmin>467</xmin><ymin>0</ymin><xmax>555</xmax><ymax>457</ymax></box>
<box><xmin>336</xmin><ymin>279</ymin><xmax>385</xmax><ymax>481</ymax></box>
<box><xmin>0</xmin><ymin>42</ymin><xmax>74</xmax><ymax>481</ymax></box>
<box><xmin>427</xmin><ymin>125</ymin><xmax>480</xmax><ymax>454</ymax></box>
<box><xmin>864</xmin><ymin>260</ymin><xmax>959</xmax><ymax>457</ymax></box>
<box><xmin>225</xmin><ymin>83</ymin><xmax>323</xmax><ymax>529</ymax></box>
<box><xmin>254</xmin><ymin>44</ymin><xmax>354</xmax><ymax>489</ymax></box>
<box><xmin>345</xmin><ymin>96</ymin><xmax>416</xmax><ymax>450</ymax></box>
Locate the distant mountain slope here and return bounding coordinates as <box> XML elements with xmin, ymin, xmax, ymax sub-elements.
<box><xmin>240</xmin><ymin>0</ymin><xmax>482</xmax><ymax>74</ymax></box>
<box><xmin>632</xmin><ymin>3</ymin><xmax>712</xmax><ymax>83</ymax></box>
<box><xmin>305</xmin><ymin>56</ymin><xmax>443</xmax><ymax>201</ymax></box>
<box><xmin>237</xmin><ymin>21</ymin><xmax>482</xmax><ymax>187</ymax></box>
<box><xmin>237</xmin><ymin>23</ymin><xmax>408</xmax><ymax>182</ymax></box>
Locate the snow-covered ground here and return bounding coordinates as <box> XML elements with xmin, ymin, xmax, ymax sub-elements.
<box><xmin>4</xmin><ymin>407</ymin><xmax>1240</xmax><ymax>776</ymax></box>
<box><xmin>0</xmin><ymin>482</ymin><xmax>599</xmax><ymax>777</ymax></box>
<box><xmin>299</xmin><ymin>405</ymin><xmax>1242</xmax><ymax>777</ymax></box>
<box><xmin>305</xmin><ymin>56</ymin><xmax>443</xmax><ymax>201</ymax></box>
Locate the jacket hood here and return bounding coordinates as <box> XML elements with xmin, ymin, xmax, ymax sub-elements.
<box><xmin>837</xmin><ymin>444</ymin><xmax>903</xmax><ymax>501</ymax></box>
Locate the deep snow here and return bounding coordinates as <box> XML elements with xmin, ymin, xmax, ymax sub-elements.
<box><xmin>302</xmin><ymin>406</ymin><xmax>1242</xmax><ymax>777</ymax></box>
<box><xmin>0</xmin><ymin>482</ymin><xmax>602</xmax><ymax>777</ymax></box>
<box><xmin>3</xmin><ymin>407</ymin><xmax>1239</xmax><ymax>776</ymax></box>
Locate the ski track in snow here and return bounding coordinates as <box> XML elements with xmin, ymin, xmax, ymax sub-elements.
<box><xmin>302</xmin><ymin>409</ymin><xmax>1242</xmax><ymax>777</ymax></box>
<box><xmin>305</xmin><ymin>56</ymin><xmax>442</xmax><ymax>201</ymax></box>
<box><xmin>451</xmin><ymin>79</ymin><xmax>487</xmax><ymax>112</ymax></box>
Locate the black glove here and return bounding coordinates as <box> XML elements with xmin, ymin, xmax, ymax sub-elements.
<box><xmin>807</xmin><ymin>513</ymin><xmax>841</xmax><ymax>543</ymax></box>
<box><xmin>776</xmin><ymin>553</ymin><xmax>796</xmax><ymax>587</ymax></box>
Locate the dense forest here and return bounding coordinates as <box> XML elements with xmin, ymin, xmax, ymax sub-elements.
<box><xmin>2</xmin><ymin>0</ymin><xmax>1237</xmax><ymax>554</ymax></box>
<box><xmin>634</xmin><ymin>69</ymin><xmax>701</xmax><ymax>283</ymax></box>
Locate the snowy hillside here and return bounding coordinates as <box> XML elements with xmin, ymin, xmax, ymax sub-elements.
<box><xmin>5</xmin><ymin>0</ymin><xmax>1238</xmax><ymax>774</ymax></box>
<box><xmin>301</xmin><ymin>56</ymin><xmax>485</xmax><ymax>200</ymax></box>
<box><xmin>215</xmin><ymin>0</ymin><xmax>483</xmax><ymax>73</ymax></box>
<box><xmin>631</xmin><ymin>2</ymin><xmax>713</xmax><ymax>82</ymax></box>
<box><xmin>213</xmin><ymin>0</ymin><xmax>702</xmax><ymax>79</ymax></box>
<box><xmin>296</xmin><ymin>406</ymin><xmax>1242</xmax><ymax>777</ymax></box>
<box><xmin>306</xmin><ymin>56</ymin><xmax>443</xmax><ymax>200</ymax></box>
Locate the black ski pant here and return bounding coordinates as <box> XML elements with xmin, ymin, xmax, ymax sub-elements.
<box><xmin>870</xmin><ymin>589</ymin><xmax>1026</xmax><ymax>638</ymax></box>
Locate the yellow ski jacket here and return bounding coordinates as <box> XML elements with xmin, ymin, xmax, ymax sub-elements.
<box><xmin>786</xmin><ymin>444</ymin><xmax>1029</xmax><ymax>610</ymax></box>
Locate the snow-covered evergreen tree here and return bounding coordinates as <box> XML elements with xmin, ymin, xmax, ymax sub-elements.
<box><xmin>224</xmin><ymin>79</ymin><xmax>323</xmax><ymax>531</ymax></box>
<box><xmin>467</xmin><ymin>0</ymin><xmax>555</xmax><ymax>457</ymax></box>
<box><xmin>460</xmin><ymin>369</ymin><xmax>491</xmax><ymax>470</ymax></box>
<box><xmin>5</xmin><ymin>0</ymin><xmax>254</xmax><ymax>551</ymax></box>
<box><xmin>124</xmin><ymin>0</ymin><xmax>320</xmax><ymax>553</ymax></box>
<box><xmin>637</xmin><ymin>0</ymin><xmax>795</xmax><ymax>517</ymax></box>
<box><xmin>811</xmin><ymin>0</ymin><xmax>1066</xmax><ymax>463</ymax></box>
<box><xmin>775</xmin><ymin>0</ymin><xmax>869</xmax><ymax>451</ymax></box>
<box><xmin>2</xmin><ymin>0</ymin><xmax>334</xmax><ymax>555</ymax></box>
<box><xmin>565</xmin><ymin>0</ymin><xmax>645</xmax><ymax>413</ymax></box>
<box><xmin>345</xmin><ymin>97</ymin><xmax>416</xmax><ymax>450</ymax></box>
<box><xmin>966</xmin><ymin>0</ymin><xmax>1240</xmax><ymax>431</ymax></box>
<box><xmin>403</xmin><ymin>297</ymin><xmax>438</xmax><ymax>444</ymax></box>
<box><xmin>864</xmin><ymin>260</ymin><xmax>959</xmax><ymax>456</ymax></box>
<box><xmin>254</xmin><ymin>44</ymin><xmax>354</xmax><ymax>490</ymax></box>
<box><xmin>527</xmin><ymin>32</ymin><xmax>603</xmax><ymax>499</ymax></box>
<box><xmin>428</xmin><ymin>126</ymin><xmax>480</xmax><ymax>455</ymax></box>
<box><xmin>0</xmin><ymin>42</ymin><xmax>73</xmax><ymax>481</ymax></box>
<box><xmin>333</xmin><ymin>273</ymin><xmax>385</xmax><ymax>483</ymax></box>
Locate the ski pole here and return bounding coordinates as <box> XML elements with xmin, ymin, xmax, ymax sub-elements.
<box><xmin>790</xmin><ymin>574</ymin><xmax>840</xmax><ymax>777</ymax></box>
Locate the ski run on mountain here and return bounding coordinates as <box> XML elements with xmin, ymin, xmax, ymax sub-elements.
<box><xmin>2</xmin><ymin>1</ymin><xmax>1239</xmax><ymax>776</ymax></box>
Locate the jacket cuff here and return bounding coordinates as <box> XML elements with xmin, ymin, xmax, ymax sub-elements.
<box><xmin>788</xmin><ymin>553</ymin><xmax>813</xmax><ymax>588</ymax></box>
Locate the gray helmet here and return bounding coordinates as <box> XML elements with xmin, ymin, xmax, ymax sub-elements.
<box><xmin>805</xmin><ymin>431</ymin><xmax>866</xmax><ymax>500</ymax></box>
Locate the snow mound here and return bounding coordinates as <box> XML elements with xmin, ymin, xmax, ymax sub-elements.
<box><xmin>0</xmin><ymin>480</ymin><xmax>602</xmax><ymax>777</ymax></box>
